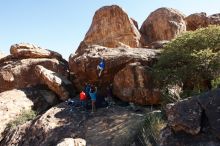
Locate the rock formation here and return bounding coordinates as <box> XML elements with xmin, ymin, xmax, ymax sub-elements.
<box><xmin>160</xmin><ymin>88</ymin><xmax>220</xmax><ymax>146</ymax></box>
<box><xmin>82</xmin><ymin>5</ymin><xmax>141</xmax><ymax>48</ymax></box>
<box><xmin>185</xmin><ymin>13</ymin><xmax>220</xmax><ymax>31</ymax></box>
<box><xmin>1</xmin><ymin>102</ymin><xmax>145</xmax><ymax>146</ymax></box>
<box><xmin>56</xmin><ymin>138</ymin><xmax>86</xmax><ymax>146</ymax></box>
<box><xmin>69</xmin><ymin>45</ymin><xmax>161</xmax><ymax>97</ymax></box>
<box><xmin>10</xmin><ymin>43</ymin><xmax>62</xmax><ymax>60</ymax></box>
<box><xmin>113</xmin><ymin>62</ymin><xmax>160</xmax><ymax>105</ymax></box>
<box><xmin>140</xmin><ymin>7</ymin><xmax>186</xmax><ymax>46</ymax></box>
<box><xmin>35</xmin><ymin>65</ymin><xmax>75</xmax><ymax>100</ymax></box>
<box><xmin>0</xmin><ymin>87</ymin><xmax>58</xmax><ymax>141</ymax></box>
<box><xmin>208</xmin><ymin>13</ymin><xmax>220</xmax><ymax>25</ymax></box>
<box><xmin>185</xmin><ymin>12</ymin><xmax>209</xmax><ymax>31</ymax></box>
<box><xmin>0</xmin><ymin>43</ymin><xmax>69</xmax><ymax>93</ymax></box>
<box><xmin>131</xmin><ymin>18</ymin><xmax>138</xmax><ymax>29</ymax></box>
<box><xmin>165</xmin><ymin>98</ymin><xmax>202</xmax><ymax>135</ymax></box>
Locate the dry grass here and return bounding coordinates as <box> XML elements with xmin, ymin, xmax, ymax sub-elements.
<box><xmin>6</xmin><ymin>109</ymin><xmax>37</xmax><ymax>129</ymax></box>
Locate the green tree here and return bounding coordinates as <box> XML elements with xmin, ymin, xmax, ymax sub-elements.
<box><xmin>154</xmin><ymin>25</ymin><xmax>220</xmax><ymax>100</ymax></box>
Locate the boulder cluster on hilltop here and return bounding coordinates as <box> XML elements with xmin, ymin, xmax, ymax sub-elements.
<box><xmin>0</xmin><ymin>4</ymin><xmax>220</xmax><ymax>146</ymax></box>
<box><xmin>70</xmin><ymin>5</ymin><xmax>220</xmax><ymax>106</ymax></box>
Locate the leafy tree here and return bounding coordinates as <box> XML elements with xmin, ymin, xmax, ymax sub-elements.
<box><xmin>154</xmin><ymin>25</ymin><xmax>220</xmax><ymax>100</ymax></box>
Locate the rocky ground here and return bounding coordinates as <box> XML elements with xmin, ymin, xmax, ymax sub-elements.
<box><xmin>0</xmin><ymin>101</ymin><xmax>150</xmax><ymax>146</ymax></box>
<box><xmin>0</xmin><ymin>86</ymin><xmax>59</xmax><ymax>141</ymax></box>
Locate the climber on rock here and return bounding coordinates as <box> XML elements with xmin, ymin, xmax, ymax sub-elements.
<box><xmin>97</xmin><ymin>57</ymin><xmax>105</xmax><ymax>77</ymax></box>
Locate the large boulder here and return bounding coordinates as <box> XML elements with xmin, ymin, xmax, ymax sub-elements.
<box><xmin>185</xmin><ymin>12</ymin><xmax>209</xmax><ymax>31</ymax></box>
<box><xmin>196</xmin><ymin>89</ymin><xmax>220</xmax><ymax>139</ymax></box>
<box><xmin>0</xmin><ymin>58</ymin><xmax>68</xmax><ymax>92</ymax></box>
<box><xmin>10</xmin><ymin>43</ymin><xmax>62</xmax><ymax>60</ymax></box>
<box><xmin>35</xmin><ymin>65</ymin><xmax>75</xmax><ymax>100</ymax></box>
<box><xmin>0</xmin><ymin>43</ymin><xmax>69</xmax><ymax>93</ymax></box>
<box><xmin>69</xmin><ymin>45</ymin><xmax>161</xmax><ymax>92</ymax></box>
<box><xmin>82</xmin><ymin>5</ymin><xmax>141</xmax><ymax>48</ymax></box>
<box><xmin>0</xmin><ymin>87</ymin><xmax>58</xmax><ymax>141</ymax></box>
<box><xmin>165</xmin><ymin>98</ymin><xmax>202</xmax><ymax>135</ymax></box>
<box><xmin>160</xmin><ymin>88</ymin><xmax>220</xmax><ymax>146</ymax></box>
<box><xmin>140</xmin><ymin>7</ymin><xmax>186</xmax><ymax>46</ymax></box>
<box><xmin>208</xmin><ymin>13</ymin><xmax>220</xmax><ymax>25</ymax></box>
<box><xmin>185</xmin><ymin>13</ymin><xmax>220</xmax><ymax>31</ymax></box>
<box><xmin>113</xmin><ymin>62</ymin><xmax>160</xmax><ymax>105</ymax></box>
<box><xmin>1</xmin><ymin>102</ymin><xmax>145</xmax><ymax>146</ymax></box>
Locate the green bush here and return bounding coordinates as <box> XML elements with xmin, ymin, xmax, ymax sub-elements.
<box><xmin>154</xmin><ymin>25</ymin><xmax>220</xmax><ymax>99</ymax></box>
<box><xmin>211</xmin><ymin>76</ymin><xmax>220</xmax><ymax>89</ymax></box>
<box><xmin>137</xmin><ymin>111</ymin><xmax>166</xmax><ymax>146</ymax></box>
<box><xmin>6</xmin><ymin>109</ymin><xmax>37</xmax><ymax>130</ymax></box>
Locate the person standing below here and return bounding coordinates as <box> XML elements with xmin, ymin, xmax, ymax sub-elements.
<box><xmin>84</xmin><ymin>83</ymin><xmax>91</xmax><ymax>99</ymax></box>
<box><xmin>79</xmin><ymin>90</ymin><xmax>87</xmax><ymax>110</ymax></box>
<box><xmin>97</xmin><ymin>57</ymin><xmax>105</xmax><ymax>77</ymax></box>
<box><xmin>89</xmin><ymin>85</ymin><xmax>97</xmax><ymax>113</ymax></box>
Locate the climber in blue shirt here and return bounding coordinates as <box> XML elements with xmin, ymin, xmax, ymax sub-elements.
<box><xmin>89</xmin><ymin>85</ymin><xmax>97</xmax><ymax>113</ymax></box>
<box><xmin>97</xmin><ymin>57</ymin><xmax>105</xmax><ymax>77</ymax></box>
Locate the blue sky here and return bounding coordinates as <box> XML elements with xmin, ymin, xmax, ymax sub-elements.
<box><xmin>0</xmin><ymin>0</ymin><xmax>220</xmax><ymax>59</ymax></box>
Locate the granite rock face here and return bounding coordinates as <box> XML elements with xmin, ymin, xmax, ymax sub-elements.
<box><xmin>0</xmin><ymin>43</ymin><xmax>69</xmax><ymax>93</ymax></box>
<box><xmin>185</xmin><ymin>12</ymin><xmax>209</xmax><ymax>31</ymax></box>
<box><xmin>35</xmin><ymin>65</ymin><xmax>75</xmax><ymax>101</ymax></box>
<box><xmin>185</xmin><ymin>12</ymin><xmax>220</xmax><ymax>31</ymax></box>
<box><xmin>69</xmin><ymin>45</ymin><xmax>161</xmax><ymax>96</ymax></box>
<box><xmin>160</xmin><ymin>88</ymin><xmax>220</xmax><ymax>146</ymax></box>
<box><xmin>83</xmin><ymin>5</ymin><xmax>141</xmax><ymax>48</ymax></box>
<box><xmin>10</xmin><ymin>43</ymin><xmax>62</xmax><ymax>60</ymax></box>
<box><xmin>165</xmin><ymin>98</ymin><xmax>202</xmax><ymax>135</ymax></box>
<box><xmin>140</xmin><ymin>7</ymin><xmax>186</xmax><ymax>46</ymax></box>
<box><xmin>0</xmin><ymin>58</ymin><xmax>68</xmax><ymax>93</ymax></box>
<box><xmin>208</xmin><ymin>13</ymin><xmax>220</xmax><ymax>25</ymax></box>
<box><xmin>113</xmin><ymin>62</ymin><xmax>160</xmax><ymax>105</ymax></box>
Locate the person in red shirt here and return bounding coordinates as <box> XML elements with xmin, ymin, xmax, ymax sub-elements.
<box><xmin>80</xmin><ymin>91</ymin><xmax>87</xmax><ymax>109</ymax></box>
